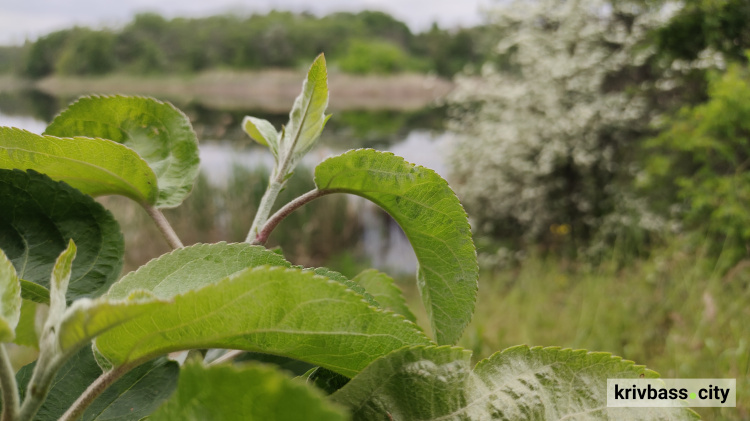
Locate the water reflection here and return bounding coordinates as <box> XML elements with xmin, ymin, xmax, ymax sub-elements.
<box><xmin>0</xmin><ymin>91</ymin><xmax>455</xmax><ymax>276</ymax></box>
<box><xmin>0</xmin><ymin>114</ymin><xmax>46</xmax><ymax>134</ymax></box>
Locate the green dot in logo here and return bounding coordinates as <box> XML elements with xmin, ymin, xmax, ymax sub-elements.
<box><xmin>689</xmin><ymin>393</ymin><xmax>697</xmax><ymax>399</ymax></box>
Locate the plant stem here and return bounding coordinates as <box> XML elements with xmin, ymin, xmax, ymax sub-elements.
<box><xmin>251</xmin><ymin>188</ymin><xmax>335</xmax><ymax>245</ymax></box>
<box><xmin>18</xmin><ymin>351</ymin><xmax>59</xmax><ymax>421</ymax></box>
<box><xmin>144</xmin><ymin>204</ymin><xmax>184</xmax><ymax>249</ymax></box>
<box><xmin>246</xmin><ymin>179</ymin><xmax>284</xmax><ymax>242</ymax></box>
<box><xmin>58</xmin><ymin>362</ymin><xmax>136</xmax><ymax>421</ymax></box>
<box><xmin>215</xmin><ymin>188</ymin><xmax>326</xmax><ymax>365</ymax></box>
<box><xmin>0</xmin><ymin>344</ymin><xmax>19</xmax><ymax>421</ymax></box>
<box><xmin>245</xmin><ymin>116</ymin><xmax>314</xmax><ymax>243</ymax></box>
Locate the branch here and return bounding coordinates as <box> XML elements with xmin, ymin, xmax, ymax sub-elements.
<box><xmin>0</xmin><ymin>344</ymin><xmax>19</xmax><ymax>421</ymax></box>
<box><xmin>18</xmin><ymin>351</ymin><xmax>62</xmax><ymax>420</ymax></box>
<box><xmin>58</xmin><ymin>362</ymin><xmax>137</xmax><ymax>421</ymax></box>
<box><xmin>144</xmin><ymin>204</ymin><xmax>184</xmax><ymax>249</ymax></box>
<box><xmin>252</xmin><ymin>189</ymin><xmax>336</xmax><ymax>245</ymax></box>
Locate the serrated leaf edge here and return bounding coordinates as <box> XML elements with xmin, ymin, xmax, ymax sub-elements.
<box><xmin>99</xmin><ymin>264</ymin><xmax>434</xmax><ymax>367</ymax></box>
<box><xmin>0</xmin><ymin>126</ymin><xmax>160</xmax><ymax>205</ymax></box>
<box><xmin>45</xmin><ymin>94</ymin><xmax>201</xmax><ymax>209</ymax></box>
<box><xmin>314</xmin><ymin>148</ymin><xmax>479</xmax><ymax>344</ymax></box>
<box><xmin>105</xmin><ymin>242</ymin><xmax>284</xmax><ymax>297</ymax></box>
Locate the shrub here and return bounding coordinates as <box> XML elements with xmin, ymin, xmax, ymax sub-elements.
<box><xmin>336</xmin><ymin>39</ymin><xmax>428</xmax><ymax>74</ymax></box>
<box><xmin>641</xmin><ymin>62</ymin><xmax>750</xmax><ymax>268</ymax></box>
<box><xmin>449</xmin><ymin>0</ymin><xmax>669</xmax><ymax>254</ymax></box>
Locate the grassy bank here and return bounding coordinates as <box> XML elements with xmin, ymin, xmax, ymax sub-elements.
<box><xmin>20</xmin><ymin>70</ymin><xmax>453</xmax><ymax>112</ymax></box>
<box><xmin>398</xmin><ymin>242</ymin><xmax>749</xmax><ymax>420</ymax></box>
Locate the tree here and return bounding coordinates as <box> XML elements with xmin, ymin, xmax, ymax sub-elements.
<box><xmin>8</xmin><ymin>11</ymin><xmax>487</xmax><ymax>78</ymax></box>
<box><xmin>413</xmin><ymin>24</ymin><xmax>490</xmax><ymax>77</ymax></box>
<box><xmin>22</xmin><ymin>30</ymin><xmax>72</xmax><ymax>79</ymax></box>
<box><xmin>54</xmin><ymin>29</ymin><xmax>116</xmax><ymax>76</ymax></box>
<box><xmin>336</xmin><ymin>39</ymin><xmax>427</xmax><ymax>74</ymax></box>
<box><xmin>654</xmin><ymin>0</ymin><xmax>750</xmax><ymax>65</ymax></box>
<box><xmin>641</xmin><ymin>63</ymin><xmax>750</xmax><ymax>267</ymax></box>
<box><xmin>449</xmin><ymin>0</ymin><xmax>670</xmax><ymax>253</ymax></box>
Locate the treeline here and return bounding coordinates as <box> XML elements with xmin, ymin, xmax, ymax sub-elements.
<box><xmin>0</xmin><ymin>11</ymin><xmax>489</xmax><ymax>78</ymax></box>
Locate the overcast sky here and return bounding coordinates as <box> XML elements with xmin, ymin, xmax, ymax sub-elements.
<box><xmin>0</xmin><ymin>0</ymin><xmax>495</xmax><ymax>45</ymax></box>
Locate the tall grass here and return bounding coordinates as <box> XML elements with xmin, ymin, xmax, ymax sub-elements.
<box><xmin>102</xmin><ymin>164</ymin><xmax>361</xmax><ymax>273</ymax></box>
<box><xmin>428</xmin><ymin>241</ymin><xmax>750</xmax><ymax>420</ymax></box>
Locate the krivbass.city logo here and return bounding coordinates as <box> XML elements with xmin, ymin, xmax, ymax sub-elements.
<box><xmin>607</xmin><ymin>379</ymin><xmax>736</xmax><ymax>408</ymax></box>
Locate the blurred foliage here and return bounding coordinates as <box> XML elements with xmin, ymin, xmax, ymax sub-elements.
<box><xmin>642</xmin><ymin>63</ymin><xmax>750</xmax><ymax>269</ymax></box>
<box><xmin>3</xmin><ymin>10</ymin><xmax>488</xmax><ymax>78</ymax></box>
<box><xmin>104</xmin><ymin>164</ymin><xmax>363</xmax><ymax>273</ymax></box>
<box><xmin>22</xmin><ymin>29</ymin><xmax>72</xmax><ymax>78</ymax></box>
<box><xmin>449</xmin><ymin>0</ymin><xmax>750</xmax><ymax>263</ymax></box>
<box><xmin>165</xmin><ymin>165</ymin><xmax>361</xmax><ymax>269</ymax></box>
<box><xmin>654</xmin><ymin>0</ymin><xmax>750</xmax><ymax>64</ymax></box>
<box><xmin>330</xmin><ymin>107</ymin><xmax>446</xmax><ymax>145</ymax></box>
<box><xmin>174</xmin><ymin>102</ymin><xmax>446</xmax><ymax>145</ymax></box>
<box><xmin>0</xmin><ymin>45</ymin><xmax>24</xmax><ymax>74</ymax></box>
<box><xmin>337</xmin><ymin>39</ymin><xmax>428</xmax><ymax>74</ymax></box>
<box><xmin>449</xmin><ymin>0</ymin><xmax>666</xmax><ymax>257</ymax></box>
<box><xmin>54</xmin><ymin>28</ymin><xmax>117</xmax><ymax>75</ymax></box>
<box><xmin>644</xmin><ymin>0</ymin><xmax>750</xmax><ymax>107</ymax></box>
<box><xmin>413</xmin><ymin>23</ymin><xmax>491</xmax><ymax>76</ymax></box>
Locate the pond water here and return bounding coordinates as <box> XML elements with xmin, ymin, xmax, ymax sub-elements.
<box><xmin>0</xmin><ymin>89</ymin><xmax>456</xmax><ymax>276</ymax></box>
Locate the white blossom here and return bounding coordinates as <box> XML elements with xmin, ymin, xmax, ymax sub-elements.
<box><xmin>448</xmin><ymin>0</ymin><xmax>677</xmax><ymax>246</ymax></box>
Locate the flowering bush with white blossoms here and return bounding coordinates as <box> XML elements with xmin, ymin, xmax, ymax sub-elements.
<box><xmin>449</xmin><ymin>0</ymin><xmax>675</xmax><ymax>254</ymax></box>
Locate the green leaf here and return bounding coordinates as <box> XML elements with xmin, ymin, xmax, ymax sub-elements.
<box><xmin>20</xmin><ymin>280</ymin><xmax>49</xmax><ymax>305</ymax></box>
<box><xmin>96</xmin><ymin>266</ymin><xmax>431</xmax><ymax>377</ymax></box>
<box><xmin>331</xmin><ymin>346</ymin><xmax>470</xmax><ymax>420</ymax></box>
<box><xmin>352</xmin><ymin>269</ymin><xmax>416</xmax><ymax>323</ymax></box>
<box><xmin>107</xmin><ymin>242</ymin><xmax>290</xmax><ymax>300</ymax></box>
<box><xmin>243</xmin><ymin>116</ymin><xmax>279</xmax><ymax>157</ymax></box>
<box><xmin>315</xmin><ymin>149</ymin><xmax>478</xmax><ymax>345</ymax></box>
<box><xmin>13</xmin><ymin>299</ymin><xmax>40</xmax><ymax>349</ymax></box>
<box><xmin>0</xmin><ymin>169</ymin><xmax>124</xmax><ymax>301</ymax></box>
<box><xmin>302</xmin><ymin>267</ymin><xmax>379</xmax><ymax>308</ymax></box>
<box><xmin>0</xmin><ymin>248</ymin><xmax>21</xmax><ymax>342</ymax></box>
<box><xmin>108</xmin><ymin>242</ymin><xmax>383</xmax><ymax>310</ymax></box>
<box><xmin>283</xmin><ymin>54</ymin><xmax>330</xmax><ymax>162</ymax></box>
<box><xmin>58</xmin><ymin>291</ymin><xmax>167</xmax><ymax>355</ymax></box>
<box><xmin>16</xmin><ymin>346</ymin><xmax>178</xmax><ymax>421</ymax></box>
<box><xmin>49</xmin><ymin>240</ymin><xmax>76</xmax><ymax>321</ymax></box>
<box><xmin>150</xmin><ymin>362</ymin><xmax>347</xmax><ymax>421</ymax></box>
<box><xmin>82</xmin><ymin>358</ymin><xmax>178</xmax><ymax>420</ymax></box>
<box><xmin>332</xmin><ymin>345</ymin><xmax>700</xmax><ymax>420</ymax></box>
<box><xmin>106</xmin><ymin>243</ymin><xmax>398</xmax><ymax>371</ymax></box>
<box><xmin>91</xmin><ymin>343</ymin><xmax>112</xmax><ymax>372</ymax></box>
<box><xmin>44</xmin><ymin>95</ymin><xmax>200</xmax><ymax>208</ymax></box>
<box><xmin>0</xmin><ymin>127</ymin><xmax>158</xmax><ymax>204</ymax></box>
